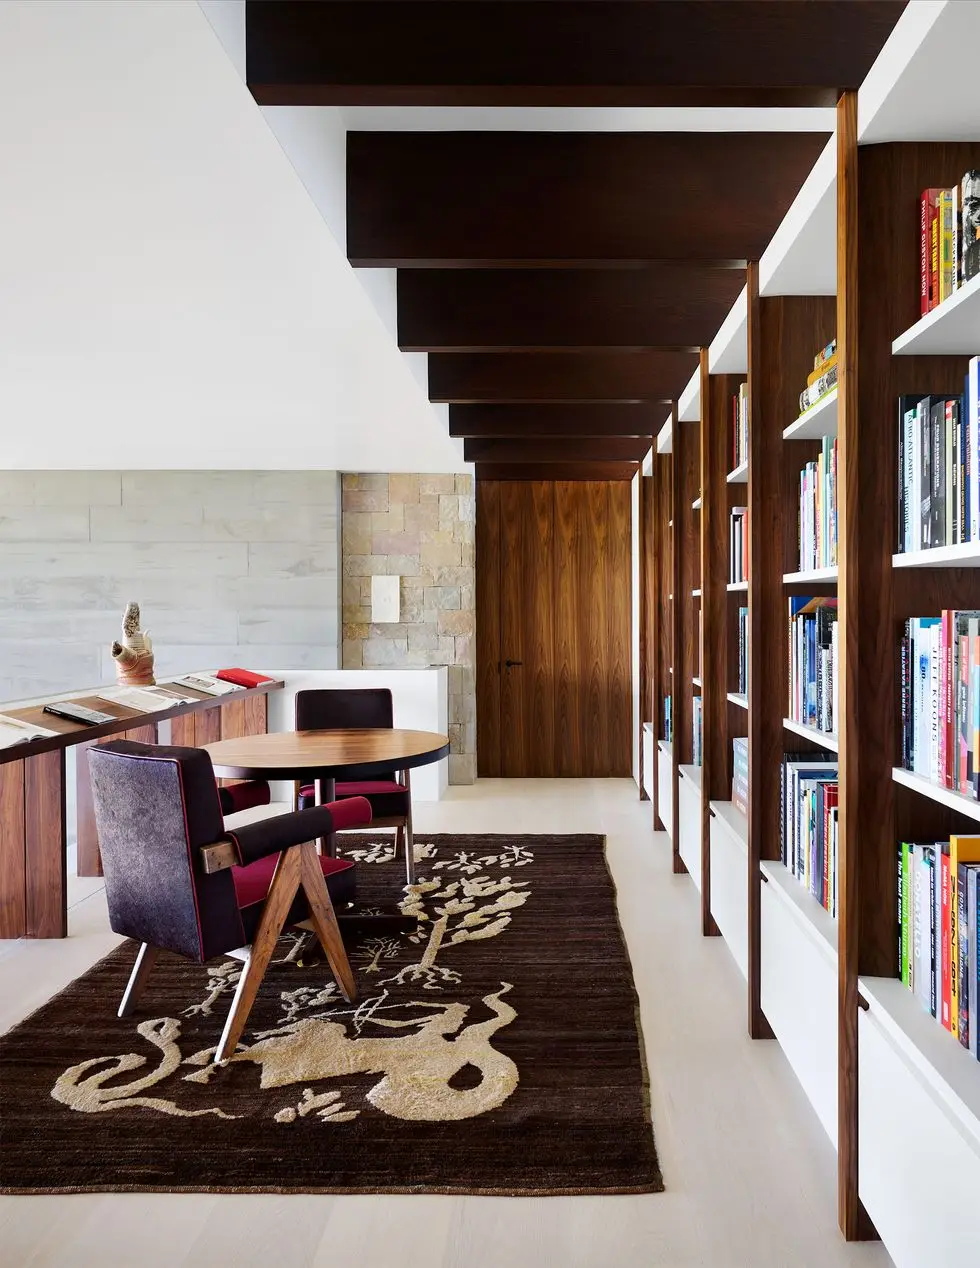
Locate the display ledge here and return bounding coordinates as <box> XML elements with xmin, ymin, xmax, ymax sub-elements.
<box><xmin>726</xmin><ymin>580</ymin><xmax>748</xmax><ymax>593</ymax></box>
<box><xmin>783</xmin><ymin>388</ymin><xmax>838</xmax><ymax>441</ymax></box>
<box><xmin>783</xmin><ymin>566</ymin><xmax>838</xmax><ymax>585</ymax></box>
<box><xmin>760</xmin><ymin>860</ymin><xmax>838</xmax><ymax>961</ymax></box>
<box><xmin>891</xmin><ymin>272</ymin><xmax>980</xmax><ymax>357</ymax></box>
<box><xmin>642</xmin><ymin>721</ymin><xmax>654</xmax><ymax>735</ymax></box>
<box><xmin>893</xmin><ymin>542</ymin><xmax>980</xmax><ymax>569</ymax></box>
<box><xmin>783</xmin><ymin>717</ymin><xmax>838</xmax><ymax>751</ymax></box>
<box><xmin>892</xmin><ymin>766</ymin><xmax>980</xmax><ymax>824</ymax></box>
<box><xmin>658</xmin><ymin>739</ymin><xmax>672</xmax><ymax>757</ymax></box>
<box><xmin>710</xmin><ymin>799</ymin><xmax>747</xmax><ymax>852</ymax></box>
<box><xmin>679</xmin><ymin>763</ymin><xmax>701</xmax><ymax>792</ymax></box>
<box><xmin>859</xmin><ymin>975</ymin><xmax>980</xmax><ymax>1156</ymax></box>
<box><xmin>692</xmin><ymin>588</ymin><xmax>701</xmax><ymax>599</ymax></box>
<box><xmin>726</xmin><ymin>460</ymin><xmax>749</xmax><ymax>484</ymax></box>
<box><xmin>692</xmin><ymin>495</ymin><xmax>702</xmax><ymax>511</ymax></box>
<box><xmin>656</xmin><ymin>415</ymin><xmax>673</xmax><ymax>454</ymax></box>
<box><xmin>727</xmin><ymin>692</ymin><xmax>748</xmax><ymax>710</ymax></box>
<box><xmin>692</xmin><ymin>676</ymin><xmax>701</xmax><ymax>688</ymax></box>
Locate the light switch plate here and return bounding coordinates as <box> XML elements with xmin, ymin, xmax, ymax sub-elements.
<box><xmin>371</xmin><ymin>574</ymin><xmax>401</xmax><ymax>623</ymax></box>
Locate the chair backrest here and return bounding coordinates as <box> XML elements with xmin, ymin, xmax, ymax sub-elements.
<box><xmin>295</xmin><ymin>687</ymin><xmax>396</xmax><ymax>781</ymax></box>
<box><xmin>87</xmin><ymin>739</ymin><xmax>245</xmax><ymax>962</ymax></box>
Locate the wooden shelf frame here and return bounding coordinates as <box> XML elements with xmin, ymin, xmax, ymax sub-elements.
<box><xmin>670</xmin><ymin>398</ymin><xmax>699</xmax><ymax>873</ymax></box>
<box><xmin>650</xmin><ymin>439</ymin><xmax>673</xmax><ymax>834</ymax></box>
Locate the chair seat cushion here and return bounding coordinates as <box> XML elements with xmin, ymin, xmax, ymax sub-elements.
<box><xmin>298</xmin><ymin>780</ymin><xmax>409</xmax><ymax>819</ymax></box>
<box><xmin>234</xmin><ymin>852</ymin><xmax>356</xmax><ymax>943</ymax></box>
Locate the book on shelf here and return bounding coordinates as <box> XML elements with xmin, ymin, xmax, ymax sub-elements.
<box><xmin>812</xmin><ymin>338</ymin><xmax>836</xmax><ymax>375</ymax></box>
<box><xmin>798</xmin><ymin>364</ymin><xmax>838</xmax><ymax>414</ymax></box>
<box><xmin>663</xmin><ymin>694</ymin><xmax>672</xmax><ymax>743</ymax></box>
<box><xmin>94</xmin><ymin>684</ymin><xmax>200</xmax><ymax>712</ymax></box>
<box><xmin>737</xmin><ymin>606</ymin><xmax>749</xmax><ymax>695</ymax></box>
<box><xmin>692</xmin><ymin>695</ymin><xmax>703</xmax><ymax>767</ymax></box>
<box><xmin>732</xmin><ymin>736</ymin><xmax>748</xmax><ymax>815</ymax></box>
<box><xmin>171</xmin><ymin>673</ymin><xmax>242</xmax><ymax>697</ymax></box>
<box><xmin>780</xmin><ymin>752</ymin><xmax>838</xmax><ymax>916</ymax></box>
<box><xmin>899</xmin><ymin>610</ymin><xmax>980</xmax><ymax>797</ymax></box>
<box><xmin>798</xmin><ymin>435</ymin><xmax>838</xmax><ymax>571</ymax></box>
<box><xmin>729</xmin><ymin>507</ymin><xmax>749</xmax><ymax>584</ymax></box>
<box><xmin>897</xmin><ymin>364</ymin><xmax>980</xmax><ymax>553</ymax></box>
<box><xmin>898</xmin><ymin>836</ymin><xmax>980</xmax><ymax>1057</ymax></box>
<box><xmin>731</xmin><ymin>382</ymin><xmax>749</xmax><ymax>471</ymax></box>
<box><xmin>787</xmin><ymin>597</ymin><xmax>838</xmax><ymax>736</ymax></box>
<box><xmin>919</xmin><ymin>172</ymin><xmax>980</xmax><ymax>315</ymax></box>
<box><xmin>0</xmin><ymin>712</ymin><xmax>59</xmax><ymax>750</ymax></box>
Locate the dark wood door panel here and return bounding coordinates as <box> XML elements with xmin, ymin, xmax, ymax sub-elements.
<box><xmin>476</xmin><ymin>480</ymin><xmax>502</xmax><ymax>776</ymax></box>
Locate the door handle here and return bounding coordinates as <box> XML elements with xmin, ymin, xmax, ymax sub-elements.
<box><xmin>504</xmin><ymin>659</ymin><xmax>523</xmax><ymax>668</ymax></box>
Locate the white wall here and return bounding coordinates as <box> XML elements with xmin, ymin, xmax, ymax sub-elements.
<box><xmin>0</xmin><ymin>0</ymin><xmax>463</xmax><ymax>473</ymax></box>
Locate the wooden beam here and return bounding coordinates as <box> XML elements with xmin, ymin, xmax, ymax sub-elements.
<box><xmin>450</xmin><ymin>403</ymin><xmax>659</xmax><ymax>439</ymax></box>
<box><xmin>348</xmin><ymin>132</ymin><xmax>831</xmax><ymax>267</ymax></box>
<box><xmin>246</xmin><ymin>2</ymin><xmax>905</xmax><ymax>107</ymax></box>
<box><xmin>475</xmin><ymin>462</ymin><xmax>638</xmax><ymax>482</ymax></box>
<box><xmin>429</xmin><ymin>351</ymin><xmax>697</xmax><ymax>404</ymax></box>
<box><xmin>398</xmin><ymin>267</ymin><xmax>745</xmax><ymax>352</ymax></box>
<box><xmin>464</xmin><ymin>437</ymin><xmax>650</xmax><ymax>464</ymax></box>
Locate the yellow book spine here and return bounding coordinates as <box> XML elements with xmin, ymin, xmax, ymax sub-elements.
<box><xmin>807</xmin><ymin>354</ymin><xmax>837</xmax><ymax>388</ymax></box>
<box><xmin>950</xmin><ymin>835</ymin><xmax>980</xmax><ymax>1042</ymax></box>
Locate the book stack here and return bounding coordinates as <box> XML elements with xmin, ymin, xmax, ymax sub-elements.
<box><xmin>693</xmin><ymin>695</ymin><xmax>703</xmax><ymax>767</ymax></box>
<box><xmin>897</xmin><ymin>836</ymin><xmax>980</xmax><ymax>1058</ymax></box>
<box><xmin>798</xmin><ymin>339</ymin><xmax>837</xmax><ymax>414</ymax></box>
<box><xmin>730</xmin><ymin>507</ymin><xmax>748</xmax><ymax>583</ymax></box>
<box><xmin>737</xmin><ymin>606</ymin><xmax>749</xmax><ymax>695</ymax></box>
<box><xmin>663</xmin><ymin>694</ymin><xmax>672</xmax><ymax>743</ymax></box>
<box><xmin>896</xmin><ymin>363</ymin><xmax>980</xmax><ymax>553</ymax></box>
<box><xmin>788</xmin><ymin>597</ymin><xmax>839</xmax><ymax>736</ymax></box>
<box><xmin>732</xmin><ymin>737</ymin><xmax>748</xmax><ymax>815</ymax></box>
<box><xmin>920</xmin><ymin>173</ymin><xmax>980</xmax><ymax>315</ymax></box>
<box><xmin>780</xmin><ymin>752</ymin><xmax>839</xmax><ymax>916</ymax></box>
<box><xmin>798</xmin><ymin>436</ymin><xmax>838</xmax><ymax>571</ymax></box>
<box><xmin>900</xmin><ymin>610</ymin><xmax>980</xmax><ymax>796</ymax></box>
<box><xmin>732</xmin><ymin>382</ymin><xmax>749</xmax><ymax>470</ymax></box>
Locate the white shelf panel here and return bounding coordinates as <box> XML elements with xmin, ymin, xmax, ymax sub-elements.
<box><xmin>692</xmin><ymin>495</ymin><xmax>702</xmax><ymax>510</ymax></box>
<box><xmin>710</xmin><ymin>799</ymin><xmax>748</xmax><ymax>851</ymax></box>
<box><xmin>642</xmin><ymin>721</ymin><xmax>654</xmax><ymax>735</ymax></box>
<box><xmin>726</xmin><ymin>581</ymin><xmax>748</xmax><ymax>593</ymax></box>
<box><xmin>711</xmin><ymin>803</ymin><xmax>749</xmax><ymax>981</ymax></box>
<box><xmin>657</xmin><ymin>740</ymin><xmax>672</xmax><ymax>757</ymax></box>
<box><xmin>678</xmin><ymin>765</ymin><xmax>702</xmax><ymax>890</ymax></box>
<box><xmin>761</xmin><ymin>860</ymin><xmax>838</xmax><ymax>960</ymax></box>
<box><xmin>783</xmin><ymin>388</ymin><xmax>838</xmax><ymax>441</ymax></box>
<box><xmin>726</xmin><ymin>692</ymin><xmax>748</xmax><ymax>710</ymax></box>
<box><xmin>679</xmin><ymin>763</ymin><xmax>702</xmax><ymax>793</ymax></box>
<box><xmin>677</xmin><ymin>367</ymin><xmax>701</xmax><ymax>423</ymax></box>
<box><xmin>892</xmin><ymin>273</ymin><xmax>980</xmax><ymax>356</ymax></box>
<box><xmin>783</xmin><ymin>566</ymin><xmax>838</xmax><ymax>584</ymax></box>
<box><xmin>758</xmin><ymin>135</ymin><xmax>836</xmax><ymax>299</ymax></box>
<box><xmin>691</xmin><ymin>588</ymin><xmax>701</xmax><ymax>598</ymax></box>
<box><xmin>692</xmin><ymin>676</ymin><xmax>701</xmax><ymax>688</ymax></box>
<box><xmin>708</xmin><ymin>286</ymin><xmax>748</xmax><ymax>375</ymax></box>
<box><xmin>891</xmin><ymin>767</ymin><xmax>980</xmax><ymax>823</ymax></box>
<box><xmin>783</xmin><ymin>717</ymin><xmax>838</xmax><ymax>751</ymax></box>
<box><xmin>726</xmin><ymin>459</ymin><xmax>749</xmax><ymax>484</ymax></box>
<box><xmin>656</xmin><ymin>414</ymin><xmax>673</xmax><ymax>454</ymax></box>
<box><xmin>893</xmin><ymin>541</ymin><xmax>980</xmax><ymax>569</ymax></box>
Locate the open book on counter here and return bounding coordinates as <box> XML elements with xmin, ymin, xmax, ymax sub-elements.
<box><xmin>0</xmin><ymin>713</ymin><xmax>59</xmax><ymax>750</ymax></box>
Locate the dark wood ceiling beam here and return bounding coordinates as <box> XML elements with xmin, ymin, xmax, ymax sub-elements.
<box><xmin>449</xmin><ymin>404</ymin><xmax>658</xmax><ymax>439</ymax></box>
<box><xmin>428</xmin><ymin>352</ymin><xmax>698</xmax><ymax>404</ymax></box>
<box><xmin>348</xmin><ymin>132</ymin><xmax>830</xmax><ymax>266</ymax></box>
<box><xmin>246</xmin><ymin>2</ymin><xmax>905</xmax><ymax>107</ymax></box>
<box><xmin>397</xmin><ymin>267</ymin><xmax>744</xmax><ymax>352</ymax></box>
<box><xmin>463</xmin><ymin>437</ymin><xmax>649</xmax><ymax>464</ymax></box>
<box><xmin>476</xmin><ymin>462</ymin><xmax>639</xmax><ymax>482</ymax></box>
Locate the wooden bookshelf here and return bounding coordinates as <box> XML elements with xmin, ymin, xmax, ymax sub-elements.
<box><xmin>671</xmin><ymin>401</ymin><xmax>700</xmax><ymax>874</ymax></box>
<box><xmin>651</xmin><ymin>440</ymin><xmax>673</xmax><ymax>833</ymax></box>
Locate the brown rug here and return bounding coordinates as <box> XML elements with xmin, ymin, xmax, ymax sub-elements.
<box><xmin>0</xmin><ymin>833</ymin><xmax>661</xmax><ymax>1196</ymax></box>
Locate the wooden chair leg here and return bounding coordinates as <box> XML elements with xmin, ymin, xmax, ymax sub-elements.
<box><xmin>118</xmin><ymin>942</ymin><xmax>161</xmax><ymax>1019</ymax></box>
<box><xmin>215</xmin><ymin>847</ymin><xmax>303</xmax><ymax>1063</ymax></box>
<box><xmin>298</xmin><ymin>841</ymin><xmax>357</xmax><ymax>1003</ymax></box>
<box><xmin>403</xmin><ymin>769</ymin><xmax>415</xmax><ymax>886</ymax></box>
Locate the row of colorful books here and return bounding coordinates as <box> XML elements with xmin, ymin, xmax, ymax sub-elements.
<box><xmin>692</xmin><ymin>695</ymin><xmax>703</xmax><ymax>767</ymax></box>
<box><xmin>919</xmin><ymin>174</ymin><xmax>980</xmax><ymax>316</ymax></box>
<box><xmin>900</xmin><ymin>610</ymin><xmax>980</xmax><ymax>798</ymax></box>
<box><xmin>731</xmin><ymin>382</ymin><xmax>749</xmax><ymax>472</ymax></box>
<box><xmin>663</xmin><ymin>693</ymin><xmax>671</xmax><ymax>744</ymax></box>
<box><xmin>898</xmin><ymin>836</ymin><xmax>980</xmax><ymax>1059</ymax></box>
<box><xmin>798</xmin><ymin>436</ymin><xmax>838</xmax><ymax>571</ymax></box>
<box><xmin>788</xmin><ymin>597</ymin><xmax>838</xmax><ymax>737</ymax></box>
<box><xmin>736</xmin><ymin>606</ymin><xmax>748</xmax><ymax>696</ymax></box>
<box><xmin>730</xmin><ymin>506</ymin><xmax>748</xmax><ymax>584</ymax></box>
<box><xmin>897</xmin><ymin>364</ymin><xmax>980</xmax><ymax>553</ymax></box>
<box><xmin>780</xmin><ymin>751</ymin><xmax>838</xmax><ymax>917</ymax></box>
<box><xmin>732</xmin><ymin>736</ymin><xmax>748</xmax><ymax>816</ymax></box>
<box><xmin>798</xmin><ymin>338</ymin><xmax>837</xmax><ymax>415</ymax></box>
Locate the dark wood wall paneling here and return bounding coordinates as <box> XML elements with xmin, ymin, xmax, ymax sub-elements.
<box><xmin>450</xmin><ymin>403</ymin><xmax>660</xmax><ymax>439</ymax></box>
<box><xmin>429</xmin><ymin>352</ymin><xmax>698</xmax><ymax>405</ymax></box>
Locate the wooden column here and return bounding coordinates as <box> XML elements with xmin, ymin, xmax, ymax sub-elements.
<box><xmin>670</xmin><ymin>401</ymin><xmax>692</xmax><ymax>872</ymax></box>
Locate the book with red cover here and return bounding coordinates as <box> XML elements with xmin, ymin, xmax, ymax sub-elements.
<box><xmin>921</xmin><ymin>188</ymin><xmax>943</xmax><ymax>314</ymax></box>
<box><xmin>215</xmin><ymin>668</ymin><xmax>276</xmax><ymax>689</ymax></box>
<box><xmin>940</xmin><ymin>844</ymin><xmax>952</xmax><ymax>1031</ymax></box>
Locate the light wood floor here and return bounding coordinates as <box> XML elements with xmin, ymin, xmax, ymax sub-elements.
<box><xmin>0</xmin><ymin>779</ymin><xmax>892</xmax><ymax>1268</ymax></box>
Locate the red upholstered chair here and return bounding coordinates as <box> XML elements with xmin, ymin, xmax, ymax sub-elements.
<box><xmin>295</xmin><ymin>688</ymin><xmax>416</xmax><ymax>885</ymax></box>
<box><xmin>87</xmin><ymin>739</ymin><xmax>371</xmax><ymax>1063</ymax></box>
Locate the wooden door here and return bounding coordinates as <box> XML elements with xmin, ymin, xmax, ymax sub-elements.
<box><xmin>477</xmin><ymin>479</ymin><xmax>631</xmax><ymax>777</ymax></box>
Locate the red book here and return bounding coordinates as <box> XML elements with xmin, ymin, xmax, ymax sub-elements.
<box><xmin>940</xmin><ymin>845</ymin><xmax>952</xmax><ymax>1031</ymax></box>
<box><xmin>944</xmin><ymin>609</ymin><xmax>955</xmax><ymax>789</ymax></box>
<box><xmin>823</xmin><ymin>785</ymin><xmax>839</xmax><ymax>912</ymax></box>
<box><xmin>215</xmin><ymin>668</ymin><xmax>275</xmax><ymax>689</ymax></box>
<box><xmin>921</xmin><ymin>189</ymin><xmax>943</xmax><ymax>314</ymax></box>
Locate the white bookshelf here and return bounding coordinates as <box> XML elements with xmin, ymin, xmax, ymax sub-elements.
<box><xmin>692</xmin><ymin>495</ymin><xmax>702</xmax><ymax>510</ymax></box>
<box><xmin>710</xmin><ymin>799</ymin><xmax>748</xmax><ymax>850</ymax></box>
<box><xmin>891</xmin><ymin>766</ymin><xmax>980</xmax><ymax>823</ymax></box>
<box><xmin>891</xmin><ymin>272</ymin><xmax>980</xmax><ymax>356</ymax></box>
<box><xmin>692</xmin><ymin>675</ymin><xmax>701</xmax><ymax>687</ymax></box>
<box><xmin>707</xmin><ymin>285</ymin><xmax>748</xmax><ymax>375</ymax></box>
<box><xmin>783</xmin><ymin>566</ymin><xmax>838</xmax><ymax>584</ymax></box>
<box><xmin>761</xmin><ymin>859</ymin><xmax>838</xmax><ymax>959</ymax></box>
<box><xmin>893</xmin><ymin>541</ymin><xmax>980</xmax><ymax>568</ymax></box>
<box><xmin>782</xmin><ymin>387</ymin><xmax>838</xmax><ymax>441</ymax></box>
<box><xmin>727</xmin><ymin>691</ymin><xmax>748</xmax><ymax>710</ymax></box>
<box><xmin>726</xmin><ymin>580</ymin><xmax>748</xmax><ymax>593</ymax></box>
<box><xmin>691</xmin><ymin>588</ymin><xmax>701</xmax><ymax>598</ymax></box>
<box><xmin>783</xmin><ymin>717</ymin><xmax>838</xmax><ymax>751</ymax></box>
<box><xmin>726</xmin><ymin>459</ymin><xmax>749</xmax><ymax>484</ymax></box>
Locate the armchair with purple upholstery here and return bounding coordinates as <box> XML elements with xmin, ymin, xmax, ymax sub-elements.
<box><xmin>295</xmin><ymin>687</ymin><xmax>416</xmax><ymax>884</ymax></box>
<box><xmin>87</xmin><ymin>738</ymin><xmax>371</xmax><ymax>1063</ymax></box>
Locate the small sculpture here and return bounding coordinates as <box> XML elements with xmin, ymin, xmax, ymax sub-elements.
<box><xmin>111</xmin><ymin>601</ymin><xmax>156</xmax><ymax>685</ymax></box>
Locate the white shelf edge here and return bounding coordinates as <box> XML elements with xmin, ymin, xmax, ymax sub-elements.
<box><xmin>726</xmin><ymin>581</ymin><xmax>748</xmax><ymax>593</ymax></box>
<box><xmin>679</xmin><ymin>763</ymin><xmax>702</xmax><ymax>792</ymax></box>
<box><xmin>707</xmin><ymin>286</ymin><xmax>748</xmax><ymax>375</ymax></box>
<box><xmin>656</xmin><ymin>414</ymin><xmax>673</xmax><ymax>454</ymax></box>
<box><xmin>709</xmin><ymin>799</ymin><xmax>748</xmax><ymax>854</ymax></box>
<box><xmin>726</xmin><ymin>692</ymin><xmax>748</xmax><ymax>710</ymax></box>
<box><xmin>783</xmin><ymin>717</ymin><xmax>838</xmax><ymax>752</ymax></box>
<box><xmin>783</xmin><ymin>567</ymin><xmax>838</xmax><ymax>584</ymax></box>
<box><xmin>677</xmin><ymin>367</ymin><xmax>701</xmax><ymax>423</ymax></box>
<box><xmin>891</xmin><ymin>272</ymin><xmax>980</xmax><ymax>356</ymax></box>
<box><xmin>893</xmin><ymin>542</ymin><xmax>980</xmax><ymax>569</ymax></box>
<box><xmin>692</xmin><ymin>588</ymin><xmax>701</xmax><ymax>598</ymax></box>
<box><xmin>726</xmin><ymin>460</ymin><xmax>749</xmax><ymax>484</ymax></box>
<box><xmin>782</xmin><ymin>387</ymin><xmax>838</xmax><ymax>441</ymax></box>
<box><xmin>891</xmin><ymin>766</ymin><xmax>980</xmax><ymax>823</ymax></box>
<box><xmin>692</xmin><ymin>675</ymin><xmax>702</xmax><ymax>687</ymax></box>
<box><xmin>859</xmin><ymin>975</ymin><xmax>980</xmax><ymax>1158</ymax></box>
<box><xmin>657</xmin><ymin>740</ymin><xmax>672</xmax><ymax>757</ymax></box>
<box><xmin>642</xmin><ymin>721</ymin><xmax>654</xmax><ymax>735</ymax></box>
<box><xmin>761</xmin><ymin>859</ymin><xmax>839</xmax><ymax>963</ymax></box>
<box><xmin>692</xmin><ymin>495</ymin><xmax>702</xmax><ymax>510</ymax></box>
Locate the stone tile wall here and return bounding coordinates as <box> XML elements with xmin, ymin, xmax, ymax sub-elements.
<box><xmin>0</xmin><ymin>471</ymin><xmax>341</xmax><ymax>701</ymax></box>
<box><xmin>341</xmin><ymin>473</ymin><xmax>476</xmax><ymax>783</ymax></box>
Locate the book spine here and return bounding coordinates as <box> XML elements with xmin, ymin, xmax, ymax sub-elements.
<box><xmin>941</xmin><ymin>846</ymin><xmax>952</xmax><ymax>1030</ymax></box>
<box><xmin>958</xmin><ymin>862</ymin><xmax>971</xmax><ymax>1047</ymax></box>
<box><xmin>921</xmin><ymin>190</ymin><xmax>931</xmax><ymax>314</ymax></box>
